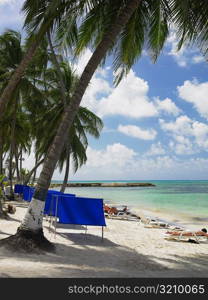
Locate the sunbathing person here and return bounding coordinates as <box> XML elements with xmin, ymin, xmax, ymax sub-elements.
<box><xmin>104</xmin><ymin>204</ymin><xmax>129</xmax><ymax>215</ymax></box>
<box><xmin>166</xmin><ymin>228</ymin><xmax>208</xmax><ymax>237</ymax></box>
<box><xmin>104</xmin><ymin>204</ymin><xmax>111</xmax><ymax>214</ymax></box>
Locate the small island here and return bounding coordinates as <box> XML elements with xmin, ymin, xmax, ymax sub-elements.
<box><xmin>50</xmin><ymin>182</ymin><xmax>156</xmax><ymax>188</ymax></box>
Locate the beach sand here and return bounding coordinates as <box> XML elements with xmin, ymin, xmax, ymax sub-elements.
<box><xmin>0</xmin><ymin>200</ymin><xmax>208</xmax><ymax>278</ymax></box>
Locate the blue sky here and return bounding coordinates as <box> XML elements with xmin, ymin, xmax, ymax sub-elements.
<box><xmin>1</xmin><ymin>0</ymin><xmax>208</xmax><ymax>180</ymax></box>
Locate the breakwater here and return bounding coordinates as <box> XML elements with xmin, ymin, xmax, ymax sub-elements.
<box><xmin>50</xmin><ymin>182</ymin><xmax>156</xmax><ymax>188</ymax></box>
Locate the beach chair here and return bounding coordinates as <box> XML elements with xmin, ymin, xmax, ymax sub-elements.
<box><xmin>108</xmin><ymin>211</ymin><xmax>140</xmax><ymax>222</ymax></box>
<box><xmin>104</xmin><ymin>205</ymin><xmax>140</xmax><ymax>222</ymax></box>
<box><xmin>138</xmin><ymin>213</ymin><xmax>185</xmax><ymax>230</ymax></box>
<box><xmin>164</xmin><ymin>229</ymin><xmax>208</xmax><ymax>244</ymax></box>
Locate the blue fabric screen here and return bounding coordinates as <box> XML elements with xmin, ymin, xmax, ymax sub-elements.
<box><xmin>58</xmin><ymin>196</ymin><xmax>106</xmax><ymax>226</ymax></box>
<box><xmin>14</xmin><ymin>184</ymin><xmax>24</xmax><ymax>194</ymax></box>
<box><xmin>44</xmin><ymin>190</ymin><xmax>62</xmax><ymax>216</ymax></box>
<box><xmin>23</xmin><ymin>186</ymin><xmax>34</xmax><ymax>202</ymax></box>
<box><xmin>43</xmin><ymin>190</ymin><xmax>75</xmax><ymax>216</ymax></box>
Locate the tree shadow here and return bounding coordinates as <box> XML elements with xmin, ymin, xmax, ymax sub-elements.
<box><xmin>0</xmin><ymin>231</ymin><xmax>208</xmax><ymax>277</ymax></box>
<box><xmin>57</xmin><ymin>232</ymin><xmax>116</xmax><ymax>246</ymax></box>
<box><xmin>56</xmin><ymin>223</ymin><xmax>87</xmax><ymax>231</ymax></box>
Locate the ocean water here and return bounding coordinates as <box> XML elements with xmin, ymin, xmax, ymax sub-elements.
<box><xmin>52</xmin><ymin>180</ymin><xmax>208</xmax><ymax>219</ymax></box>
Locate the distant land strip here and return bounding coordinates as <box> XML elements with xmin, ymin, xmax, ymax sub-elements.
<box><xmin>50</xmin><ymin>182</ymin><xmax>156</xmax><ymax>188</ymax></box>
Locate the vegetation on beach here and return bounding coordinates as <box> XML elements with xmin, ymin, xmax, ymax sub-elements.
<box><xmin>0</xmin><ymin>0</ymin><xmax>208</xmax><ymax>252</ymax></box>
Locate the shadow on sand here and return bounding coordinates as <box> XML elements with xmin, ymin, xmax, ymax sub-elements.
<box><xmin>0</xmin><ymin>226</ymin><xmax>208</xmax><ymax>278</ymax></box>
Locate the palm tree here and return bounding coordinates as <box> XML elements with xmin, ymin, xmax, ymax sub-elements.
<box><xmin>3</xmin><ymin>0</ymin><xmax>207</xmax><ymax>251</ymax></box>
<box><xmin>0</xmin><ymin>30</ymin><xmax>43</xmax><ymax>191</ymax></box>
<box><xmin>0</xmin><ymin>0</ymin><xmax>173</xmax><ymax>251</ymax></box>
<box><xmin>0</xmin><ymin>0</ymin><xmax>94</xmax><ymax>117</ymax></box>
<box><xmin>32</xmin><ymin>62</ymin><xmax>103</xmax><ymax>192</ymax></box>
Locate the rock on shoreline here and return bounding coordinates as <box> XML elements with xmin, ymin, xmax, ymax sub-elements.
<box><xmin>50</xmin><ymin>182</ymin><xmax>156</xmax><ymax>188</ymax></box>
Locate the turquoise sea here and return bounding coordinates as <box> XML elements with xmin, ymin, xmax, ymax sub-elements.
<box><xmin>52</xmin><ymin>180</ymin><xmax>208</xmax><ymax>220</ymax></box>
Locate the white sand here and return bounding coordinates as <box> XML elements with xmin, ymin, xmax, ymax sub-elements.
<box><xmin>0</xmin><ymin>200</ymin><xmax>208</xmax><ymax>278</ymax></box>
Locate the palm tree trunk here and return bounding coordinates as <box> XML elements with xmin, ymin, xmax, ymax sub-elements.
<box><xmin>20</xmin><ymin>0</ymin><xmax>141</xmax><ymax>234</ymax></box>
<box><xmin>0</xmin><ymin>0</ymin><xmax>63</xmax><ymax>118</ymax></box>
<box><xmin>0</xmin><ymin>0</ymin><xmax>141</xmax><ymax>251</ymax></box>
<box><xmin>19</xmin><ymin>149</ymin><xmax>23</xmax><ymax>184</ymax></box>
<box><xmin>8</xmin><ymin>99</ymin><xmax>18</xmax><ymax>199</ymax></box>
<box><xmin>47</xmin><ymin>31</ymin><xmax>67</xmax><ymax>108</ymax></box>
<box><xmin>15</xmin><ymin>146</ymin><xmax>20</xmax><ymax>182</ymax></box>
<box><xmin>0</xmin><ymin>134</ymin><xmax>3</xmax><ymax>174</ymax></box>
<box><xmin>60</xmin><ymin>152</ymin><xmax>70</xmax><ymax>193</ymax></box>
<box><xmin>31</xmin><ymin>158</ymin><xmax>38</xmax><ymax>185</ymax></box>
<box><xmin>23</xmin><ymin>158</ymin><xmax>44</xmax><ymax>186</ymax></box>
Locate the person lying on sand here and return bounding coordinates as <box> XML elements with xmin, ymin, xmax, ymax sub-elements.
<box><xmin>166</xmin><ymin>228</ymin><xmax>208</xmax><ymax>237</ymax></box>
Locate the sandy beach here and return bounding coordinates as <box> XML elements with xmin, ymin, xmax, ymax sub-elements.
<box><xmin>0</xmin><ymin>200</ymin><xmax>208</xmax><ymax>278</ymax></box>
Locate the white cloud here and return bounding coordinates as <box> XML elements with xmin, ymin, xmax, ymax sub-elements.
<box><xmin>23</xmin><ymin>142</ymin><xmax>208</xmax><ymax>181</ymax></box>
<box><xmin>74</xmin><ymin>48</ymin><xmax>93</xmax><ymax>75</ymax></box>
<box><xmin>160</xmin><ymin>115</ymin><xmax>208</xmax><ymax>154</ymax></box>
<box><xmin>166</xmin><ymin>30</ymin><xmax>204</xmax><ymax>67</ymax></box>
<box><xmin>85</xmin><ymin>143</ymin><xmax>136</xmax><ymax>168</ymax></box>
<box><xmin>154</xmin><ymin>97</ymin><xmax>181</xmax><ymax>116</ymax></box>
<box><xmin>0</xmin><ymin>0</ymin><xmax>23</xmax><ymax>30</ymax></box>
<box><xmin>69</xmin><ymin>146</ymin><xmax>208</xmax><ymax>180</ymax></box>
<box><xmin>118</xmin><ymin>124</ymin><xmax>157</xmax><ymax>140</ymax></box>
<box><xmin>178</xmin><ymin>80</ymin><xmax>208</xmax><ymax>119</ymax></box>
<box><xmin>168</xmin><ymin>138</ymin><xmax>195</xmax><ymax>155</ymax></box>
<box><xmin>81</xmin><ymin>67</ymin><xmax>182</xmax><ymax>120</ymax></box>
<box><xmin>0</xmin><ymin>0</ymin><xmax>15</xmax><ymax>4</ymax></box>
<box><xmin>81</xmin><ymin>75</ymin><xmax>112</xmax><ymax>113</ymax></box>
<box><xmin>159</xmin><ymin>115</ymin><xmax>193</xmax><ymax>135</ymax></box>
<box><xmin>146</xmin><ymin>142</ymin><xmax>166</xmax><ymax>156</ymax></box>
<box><xmin>96</xmin><ymin>70</ymin><xmax>158</xmax><ymax>118</ymax></box>
<box><xmin>192</xmin><ymin>55</ymin><xmax>204</xmax><ymax>64</ymax></box>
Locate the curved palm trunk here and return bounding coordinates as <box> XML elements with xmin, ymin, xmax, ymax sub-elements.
<box><xmin>8</xmin><ymin>99</ymin><xmax>18</xmax><ymax>199</ymax></box>
<box><xmin>20</xmin><ymin>0</ymin><xmax>141</xmax><ymax>234</ymax></box>
<box><xmin>0</xmin><ymin>0</ymin><xmax>63</xmax><ymax>119</ymax></box>
<box><xmin>47</xmin><ymin>31</ymin><xmax>67</xmax><ymax>108</ymax></box>
<box><xmin>23</xmin><ymin>158</ymin><xmax>44</xmax><ymax>186</ymax></box>
<box><xmin>60</xmin><ymin>152</ymin><xmax>70</xmax><ymax>193</ymax></box>
<box><xmin>19</xmin><ymin>149</ymin><xmax>23</xmax><ymax>184</ymax></box>
<box><xmin>15</xmin><ymin>146</ymin><xmax>20</xmax><ymax>182</ymax></box>
<box><xmin>31</xmin><ymin>157</ymin><xmax>38</xmax><ymax>185</ymax></box>
<box><xmin>0</xmin><ymin>134</ymin><xmax>3</xmax><ymax>174</ymax></box>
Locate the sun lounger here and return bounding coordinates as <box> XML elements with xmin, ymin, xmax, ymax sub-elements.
<box><xmin>164</xmin><ymin>230</ymin><xmax>208</xmax><ymax>244</ymax></box>
<box><xmin>108</xmin><ymin>211</ymin><xmax>140</xmax><ymax>221</ymax></box>
<box><xmin>144</xmin><ymin>219</ymin><xmax>184</xmax><ymax>230</ymax></box>
<box><xmin>137</xmin><ymin>212</ymin><xmax>185</xmax><ymax>230</ymax></box>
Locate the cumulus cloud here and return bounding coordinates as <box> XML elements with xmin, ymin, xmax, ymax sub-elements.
<box><xmin>178</xmin><ymin>80</ymin><xmax>208</xmax><ymax>119</ymax></box>
<box><xmin>82</xmin><ymin>68</ymin><xmax>182</xmax><ymax>119</ymax></box>
<box><xmin>74</xmin><ymin>48</ymin><xmax>93</xmax><ymax>75</ymax></box>
<box><xmin>160</xmin><ymin>115</ymin><xmax>208</xmax><ymax>154</ymax></box>
<box><xmin>145</xmin><ymin>142</ymin><xmax>166</xmax><ymax>156</ymax></box>
<box><xmin>70</xmin><ymin>146</ymin><xmax>208</xmax><ymax>180</ymax></box>
<box><xmin>96</xmin><ymin>70</ymin><xmax>158</xmax><ymax>118</ymax></box>
<box><xmin>166</xmin><ymin>30</ymin><xmax>204</xmax><ymax>67</ymax></box>
<box><xmin>154</xmin><ymin>97</ymin><xmax>181</xmax><ymax>116</ymax></box>
<box><xmin>118</xmin><ymin>124</ymin><xmax>157</xmax><ymax>140</ymax></box>
<box><xmin>85</xmin><ymin>143</ymin><xmax>136</xmax><ymax>168</ymax></box>
<box><xmin>23</xmin><ymin>142</ymin><xmax>208</xmax><ymax>180</ymax></box>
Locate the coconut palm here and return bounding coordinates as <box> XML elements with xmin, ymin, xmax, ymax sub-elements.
<box><xmin>0</xmin><ymin>0</ymin><xmax>95</xmax><ymax>117</ymax></box>
<box><xmin>0</xmin><ymin>30</ymin><xmax>44</xmax><ymax>191</ymax></box>
<box><xmin>32</xmin><ymin>62</ymin><xmax>103</xmax><ymax>192</ymax></box>
<box><xmin>0</xmin><ymin>0</ymin><xmax>174</xmax><ymax>251</ymax></box>
<box><xmin>3</xmin><ymin>0</ymin><xmax>208</xmax><ymax>251</ymax></box>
